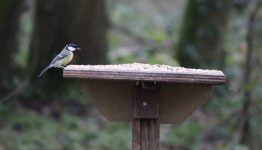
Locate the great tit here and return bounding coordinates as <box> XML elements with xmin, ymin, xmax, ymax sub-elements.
<box><xmin>38</xmin><ymin>43</ymin><xmax>81</xmax><ymax>77</ymax></box>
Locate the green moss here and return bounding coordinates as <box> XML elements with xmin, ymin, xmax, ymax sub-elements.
<box><xmin>175</xmin><ymin>0</ymin><xmax>230</xmax><ymax>68</ymax></box>
<box><xmin>175</xmin><ymin>0</ymin><xmax>199</xmax><ymax>67</ymax></box>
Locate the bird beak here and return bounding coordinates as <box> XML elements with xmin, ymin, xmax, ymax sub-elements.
<box><xmin>77</xmin><ymin>47</ymin><xmax>81</xmax><ymax>51</ymax></box>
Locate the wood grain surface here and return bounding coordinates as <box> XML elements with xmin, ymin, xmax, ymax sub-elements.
<box><xmin>64</xmin><ymin>64</ymin><xmax>225</xmax><ymax>84</ymax></box>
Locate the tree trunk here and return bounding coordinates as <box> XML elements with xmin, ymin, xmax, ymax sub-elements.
<box><xmin>175</xmin><ymin>0</ymin><xmax>232</xmax><ymax>69</ymax></box>
<box><xmin>29</xmin><ymin>0</ymin><xmax>107</xmax><ymax>97</ymax></box>
<box><xmin>0</xmin><ymin>0</ymin><xmax>24</xmax><ymax>96</ymax></box>
<box><xmin>240</xmin><ymin>0</ymin><xmax>260</xmax><ymax>147</ymax></box>
<box><xmin>70</xmin><ymin>0</ymin><xmax>108</xmax><ymax>64</ymax></box>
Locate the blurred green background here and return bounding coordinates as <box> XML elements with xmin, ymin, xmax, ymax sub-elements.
<box><xmin>0</xmin><ymin>0</ymin><xmax>262</xmax><ymax>149</ymax></box>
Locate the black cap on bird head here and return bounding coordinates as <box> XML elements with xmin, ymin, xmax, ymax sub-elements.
<box><xmin>66</xmin><ymin>43</ymin><xmax>81</xmax><ymax>51</ymax></box>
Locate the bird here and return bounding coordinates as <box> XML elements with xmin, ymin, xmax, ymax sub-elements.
<box><xmin>38</xmin><ymin>43</ymin><xmax>81</xmax><ymax>77</ymax></box>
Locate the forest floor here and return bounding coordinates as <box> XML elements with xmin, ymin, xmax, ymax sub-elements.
<box><xmin>0</xmin><ymin>98</ymin><xmax>132</xmax><ymax>150</ymax></box>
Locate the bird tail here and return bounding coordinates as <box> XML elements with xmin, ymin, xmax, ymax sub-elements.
<box><xmin>38</xmin><ymin>65</ymin><xmax>53</xmax><ymax>78</ymax></box>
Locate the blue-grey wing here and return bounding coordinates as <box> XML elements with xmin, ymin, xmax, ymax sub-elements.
<box><xmin>50</xmin><ymin>53</ymin><xmax>68</xmax><ymax>65</ymax></box>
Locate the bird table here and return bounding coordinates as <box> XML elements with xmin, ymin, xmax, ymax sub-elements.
<box><xmin>63</xmin><ymin>63</ymin><xmax>225</xmax><ymax>150</ymax></box>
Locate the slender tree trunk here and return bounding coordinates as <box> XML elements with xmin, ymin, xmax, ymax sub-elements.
<box><xmin>175</xmin><ymin>0</ymin><xmax>232</xmax><ymax>69</ymax></box>
<box><xmin>29</xmin><ymin>0</ymin><xmax>107</xmax><ymax>97</ymax></box>
<box><xmin>240</xmin><ymin>0</ymin><xmax>260</xmax><ymax>147</ymax></box>
<box><xmin>0</xmin><ymin>0</ymin><xmax>24</xmax><ymax>96</ymax></box>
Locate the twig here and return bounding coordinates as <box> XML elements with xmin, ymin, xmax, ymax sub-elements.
<box><xmin>0</xmin><ymin>78</ymin><xmax>30</xmax><ymax>103</ymax></box>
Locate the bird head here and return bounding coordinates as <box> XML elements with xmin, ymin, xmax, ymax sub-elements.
<box><xmin>66</xmin><ymin>43</ymin><xmax>81</xmax><ymax>51</ymax></box>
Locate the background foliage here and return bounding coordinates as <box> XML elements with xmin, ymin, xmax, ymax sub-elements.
<box><xmin>0</xmin><ymin>0</ymin><xmax>262</xmax><ymax>149</ymax></box>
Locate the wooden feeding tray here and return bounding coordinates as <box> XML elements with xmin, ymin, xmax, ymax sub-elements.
<box><xmin>64</xmin><ymin>63</ymin><xmax>225</xmax><ymax>123</ymax></box>
<box><xmin>63</xmin><ymin>63</ymin><xmax>225</xmax><ymax>150</ymax></box>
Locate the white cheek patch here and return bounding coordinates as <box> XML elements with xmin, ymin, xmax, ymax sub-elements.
<box><xmin>67</xmin><ymin>46</ymin><xmax>76</xmax><ymax>51</ymax></box>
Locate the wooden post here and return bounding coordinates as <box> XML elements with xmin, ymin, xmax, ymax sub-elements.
<box><xmin>133</xmin><ymin>82</ymin><xmax>160</xmax><ymax>150</ymax></box>
<box><xmin>132</xmin><ymin>119</ymin><xmax>159</xmax><ymax>150</ymax></box>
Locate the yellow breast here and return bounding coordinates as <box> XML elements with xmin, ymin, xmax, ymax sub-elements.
<box><xmin>56</xmin><ymin>52</ymin><xmax>73</xmax><ymax>67</ymax></box>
